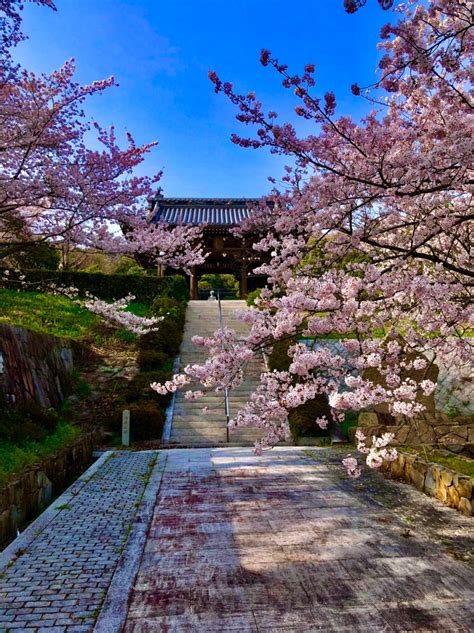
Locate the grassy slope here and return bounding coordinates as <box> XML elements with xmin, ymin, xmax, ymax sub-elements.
<box><xmin>0</xmin><ymin>289</ymin><xmax>100</xmax><ymax>338</ymax></box>
<box><xmin>0</xmin><ymin>289</ymin><xmax>148</xmax><ymax>340</ymax></box>
<box><xmin>0</xmin><ymin>289</ymin><xmax>148</xmax><ymax>485</ymax></box>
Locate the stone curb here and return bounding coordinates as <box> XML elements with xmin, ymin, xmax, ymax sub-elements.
<box><xmin>0</xmin><ymin>450</ymin><xmax>113</xmax><ymax>572</ymax></box>
<box><xmin>161</xmin><ymin>354</ymin><xmax>180</xmax><ymax>444</ymax></box>
<box><xmin>382</xmin><ymin>449</ymin><xmax>474</xmax><ymax>516</ymax></box>
<box><xmin>93</xmin><ymin>451</ymin><xmax>167</xmax><ymax>633</ymax></box>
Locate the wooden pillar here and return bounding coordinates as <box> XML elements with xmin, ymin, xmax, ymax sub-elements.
<box><xmin>190</xmin><ymin>267</ymin><xmax>198</xmax><ymax>300</ymax></box>
<box><xmin>157</xmin><ymin>263</ymin><xmax>165</xmax><ymax>277</ymax></box>
<box><xmin>240</xmin><ymin>265</ymin><xmax>248</xmax><ymax>299</ymax></box>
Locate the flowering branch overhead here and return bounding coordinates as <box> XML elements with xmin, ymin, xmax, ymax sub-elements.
<box><xmin>0</xmin><ymin>0</ymin><xmax>204</xmax><ymax>272</ymax></box>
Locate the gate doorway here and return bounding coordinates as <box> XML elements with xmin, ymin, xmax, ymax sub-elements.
<box><xmin>197</xmin><ymin>274</ymin><xmax>239</xmax><ymax>300</ymax></box>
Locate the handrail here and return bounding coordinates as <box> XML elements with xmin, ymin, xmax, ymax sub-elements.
<box><xmin>217</xmin><ymin>292</ymin><xmax>231</xmax><ymax>443</ymax></box>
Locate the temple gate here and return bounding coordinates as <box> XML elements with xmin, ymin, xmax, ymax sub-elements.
<box><xmin>148</xmin><ymin>193</ymin><xmax>266</xmax><ymax>299</ymax></box>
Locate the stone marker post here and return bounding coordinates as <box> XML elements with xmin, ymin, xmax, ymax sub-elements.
<box><xmin>122</xmin><ymin>409</ymin><xmax>130</xmax><ymax>447</ymax></box>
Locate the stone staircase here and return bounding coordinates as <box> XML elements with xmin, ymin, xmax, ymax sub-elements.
<box><xmin>168</xmin><ymin>300</ymin><xmax>264</xmax><ymax>446</ymax></box>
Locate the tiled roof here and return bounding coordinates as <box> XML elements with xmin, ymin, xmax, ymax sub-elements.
<box><xmin>150</xmin><ymin>198</ymin><xmax>258</xmax><ymax>226</ymax></box>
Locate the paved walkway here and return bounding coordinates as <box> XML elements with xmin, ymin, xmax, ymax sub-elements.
<box><xmin>0</xmin><ymin>451</ymin><xmax>161</xmax><ymax>633</ymax></box>
<box><xmin>125</xmin><ymin>447</ymin><xmax>474</xmax><ymax>632</ymax></box>
<box><xmin>1</xmin><ymin>447</ymin><xmax>473</xmax><ymax>632</ymax></box>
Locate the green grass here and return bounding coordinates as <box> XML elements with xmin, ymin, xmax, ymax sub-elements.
<box><xmin>0</xmin><ymin>422</ymin><xmax>81</xmax><ymax>486</ymax></box>
<box><xmin>0</xmin><ymin>289</ymin><xmax>100</xmax><ymax>338</ymax></box>
<box><xmin>126</xmin><ymin>302</ymin><xmax>151</xmax><ymax>317</ymax></box>
<box><xmin>402</xmin><ymin>447</ymin><xmax>474</xmax><ymax>477</ymax></box>
<box><xmin>0</xmin><ymin>289</ymin><xmax>149</xmax><ymax>341</ymax></box>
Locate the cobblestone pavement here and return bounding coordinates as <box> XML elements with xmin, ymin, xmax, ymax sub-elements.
<box><xmin>125</xmin><ymin>447</ymin><xmax>474</xmax><ymax>632</ymax></box>
<box><xmin>0</xmin><ymin>450</ymin><xmax>159</xmax><ymax>633</ymax></box>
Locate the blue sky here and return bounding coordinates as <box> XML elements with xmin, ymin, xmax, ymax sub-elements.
<box><xmin>15</xmin><ymin>0</ymin><xmax>392</xmax><ymax>197</ymax></box>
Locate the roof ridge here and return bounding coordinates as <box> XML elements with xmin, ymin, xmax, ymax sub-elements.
<box><xmin>151</xmin><ymin>202</ymin><xmax>255</xmax><ymax>226</ymax></box>
<box><xmin>156</xmin><ymin>198</ymin><xmax>258</xmax><ymax>203</ymax></box>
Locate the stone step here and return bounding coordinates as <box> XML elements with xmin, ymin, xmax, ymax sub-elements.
<box><xmin>171</xmin><ymin>423</ymin><xmax>228</xmax><ymax>431</ymax></box>
<box><xmin>174</xmin><ymin>387</ymin><xmax>259</xmax><ymax>394</ymax></box>
<box><xmin>168</xmin><ymin>300</ymin><xmax>267</xmax><ymax>447</ymax></box>
<box><xmin>173</xmin><ymin>395</ymin><xmax>256</xmax><ymax>403</ymax></box>
<box><xmin>170</xmin><ymin>431</ymin><xmax>232</xmax><ymax>439</ymax></box>
<box><xmin>174</xmin><ymin>399</ymin><xmax>253</xmax><ymax>407</ymax></box>
<box><xmin>172</xmin><ymin>416</ymin><xmax>227</xmax><ymax>425</ymax></box>
<box><xmin>170</xmin><ymin>433</ymin><xmax>261</xmax><ymax>444</ymax></box>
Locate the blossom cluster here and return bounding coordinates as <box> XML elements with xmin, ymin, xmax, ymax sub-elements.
<box><xmin>82</xmin><ymin>294</ymin><xmax>163</xmax><ymax>335</ymax></box>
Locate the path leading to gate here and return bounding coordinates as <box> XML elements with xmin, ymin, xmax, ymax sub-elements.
<box><xmin>124</xmin><ymin>447</ymin><xmax>473</xmax><ymax>632</ymax></box>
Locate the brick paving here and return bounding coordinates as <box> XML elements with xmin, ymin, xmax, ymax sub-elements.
<box><xmin>125</xmin><ymin>447</ymin><xmax>474</xmax><ymax>632</ymax></box>
<box><xmin>0</xmin><ymin>450</ymin><xmax>159</xmax><ymax>633</ymax></box>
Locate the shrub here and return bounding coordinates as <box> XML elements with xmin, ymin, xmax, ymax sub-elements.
<box><xmin>266</xmin><ymin>338</ymin><xmax>333</xmax><ymax>440</ymax></box>
<box><xmin>268</xmin><ymin>338</ymin><xmax>294</xmax><ymax>372</ymax></box>
<box><xmin>1</xmin><ymin>270</ymin><xmax>188</xmax><ymax>304</ymax></box>
<box><xmin>2</xmin><ymin>242</ymin><xmax>60</xmax><ymax>271</ymax></box>
<box><xmin>0</xmin><ymin>402</ymin><xmax>60</xmax><ymax>444</ymax></box>
<box><xmin>341</xmin><ymin>410</ymin><xmax>359</xmax><ymax>440</ymax></box>
<box><xmin>138</xmin><ymin>318</ymin><xmax>183</xmax><ymax>358</ymax></box>
<box><xmin>151</xmin><ymin>295</ymin><xmax>186</xmax><ymax>326</ymax></box>
<box><xmin>158</xmin><ymin>275</ymin><xmax>189</xmax><ymax>302</ymax></box>
<box><xmin>130</xmin><ymin>402</ymin><xmax>165</xmax><ymax>441</ymax></box>
<box><xmin>137</xmin><ymin>349</ymin><xmax>169</xmax><ymax>372</ymax></box>
<box><xmin>111</xmin><ymin>401</ymin><xmax>165</xmax><ymax>442</ymax></box>
<box><xmin>246</xmin><ymin>288</ymin><xmax>261</xmax><ymax>306</ymax></box>
<box><xmin>124</xmin><ymin>370</ymin><xmax>172</xmax><ymax>407</ymax></box>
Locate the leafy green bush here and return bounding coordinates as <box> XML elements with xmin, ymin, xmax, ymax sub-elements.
<box><xmin>268</xmin><ymin>338</ymin><xmax>294</xmax><ymax>372</ymax></box>
<box><xmin>0</xmin><ymin>402</ymin><xmax>60</xmax><ymax>445</ymax></box>
<box><xmin>107</xmin><ymin>284</ymin><xmax>187</xmax><ymax>445</ymax></box>
<box><xmin>341</xmin><ymin>410</ymin><xmax>359</xmax><ymax>440</ymax></box>
<box><xmin>138</xmin><ymin>318</ymin><xmax>183</xmax><ymax>358</ymax></box>
<box><xmin>266</xmin><ymin>337</ymin><xmax>333</xmax><ymax>440</ymax></box>
<box><xmin>2</xmin><ymin>270</ymin><xmax>188</xmax><ymax>304</ymax></box>
<box><xmin>1</xmin><ymin>242</ymin><xmax>60</xmax><ymax>271</ymax></box>
<box><xmin>124</xmin><ymin>370</ymin><xmax>173</xmax><ymax>407</ymax></box>
<box><xmin>246</xmin><ymin>288</ymin><xmax>261</xmax><ymax>306</ymax></box>
<box><xmin>137</xmin><ymin>349</ymin><xmax>169</xmax><ymax>372</ymax></box>
<box><xmin>158</xmin><ymin>275</ymin><xmax>189</xmax><ymax>302</ymax></box>
<box><xmin>151</xmin><ymin>295</ymin><xmax>186</xmax><ymax>325</ymax></box>
<box><xmin>111</xmin><ymin>401</ymin><xmax>165</xmax><ymax>442</ymax></box>
<box><xmin>130</xmin><ymin>402</ymin><xmax>165</xmax><ymax>441</ymax></box>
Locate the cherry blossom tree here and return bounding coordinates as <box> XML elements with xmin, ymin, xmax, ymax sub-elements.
<box><xmin>343</xmin><ymin>0</ymin><xmax>395</xmax><ymax>13</ymax></box>
<box><xmin>0</xmin><ymin>0</ymin><xmax>204</xmax><ymax>272</ymax></box>
<box><xmin>155</xmin><ymin>0</ymin><xmax>473</xmax><ymax>472</ymax></box>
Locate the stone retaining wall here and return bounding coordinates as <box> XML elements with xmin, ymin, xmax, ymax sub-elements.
<box><xmin>358</xmin><ymin>410</ymin><xmax>474</xmax><ymax>452</ymax></box>
<box><xmin>0</xmin><ymin>324</ymin><xmax>74</xmax><ymax>408</ymax></box>
<box><xmin>0</xmin><ymin>431</ymin><xmax>99</xmax><ymax>547</ymax></box>
<box><xmin>381</xmin><ymin>450</ymin><xmax>473</xmax><ymax>516</ymax></box>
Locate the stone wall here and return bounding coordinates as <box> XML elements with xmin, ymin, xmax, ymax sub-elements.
<box><xmin>358</xmin><ymin>410</ymin><xmax>474</xmax><ymax>453</ymax></box>
<box><xmin>0</xmin><ymin>324</ymin><xmax>73</xmax><ymax>408</ymax></box>
<box><xmin>0</xmin><ymin>432</ymin><xmax>99</xmax><ymax>547</ymax></box>
<box><xmin>381</xmin><ymin>450</ymin><xmax>473</xmax><ymax>516</ymax></box>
